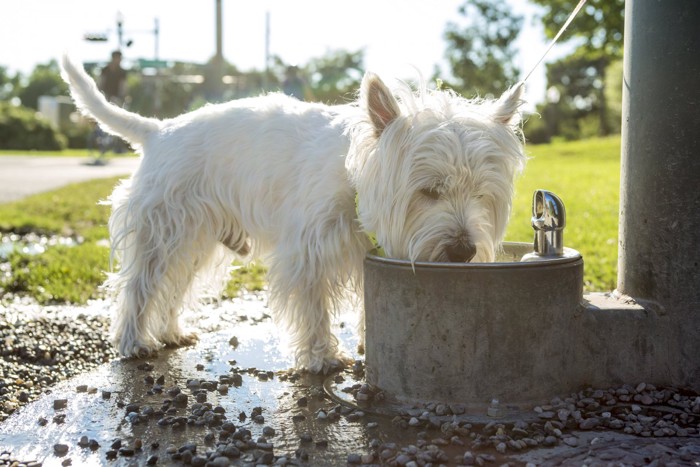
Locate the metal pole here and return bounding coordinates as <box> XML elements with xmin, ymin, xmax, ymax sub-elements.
<box><xmin>116</xmin><ymin>12</ymin><xmax>124</xmax><ymax>50</ymax></box>
<box><xmin>154</xmin><ymin>18</ymin><xmax>160</xmax><ymax>61</ymax></box>
<box><xmin>212</xmin><ymin>0</ymin><xmax>224</xmax><ymax>99</ymax></box>
<box><xmin>216</xmin><ymin>0</ymin><xmax>223</xmax><ymax>62</ymax></box>
<box><xmin>264</xmin><ymin>11</ymin><xmax>270</xmax><ymax>90</ymax></box>
<box><xmin>617</xmin><ymin>1</ymin><xmax>700</xmax><ymax>386</ymax></box>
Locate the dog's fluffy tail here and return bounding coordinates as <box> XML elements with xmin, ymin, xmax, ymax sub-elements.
<box><xmin>60</xmin><ymin>54</ymin><xmax>159</xmax><ymax>145</ymax></box>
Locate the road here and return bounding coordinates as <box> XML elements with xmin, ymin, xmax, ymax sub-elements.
<box><xmin>0</xmin><ymin>155</ymin><xmax>140</xmax><ymax>203</ymax></box>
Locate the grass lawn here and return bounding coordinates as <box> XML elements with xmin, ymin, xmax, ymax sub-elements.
<box><xmin>0</xmin><ymin>136</ymin><xmax>621</xmax><ymax>304</ymax></box>
<box><xmin>0</xmin><ymin>177</ymin><xmax>265</xmax><ymax>303</ymax></box>
<box><xmin>506</xmin><ymin>136</ymin><xmax>621</xmax><ymax>291</ymax></box>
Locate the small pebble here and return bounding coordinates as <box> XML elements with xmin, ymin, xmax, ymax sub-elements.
<box><xmin>54</xmin><ymin>444</ymin><xmax>69</xmax><ymax>455</ymax></box>
<box><xmin>640</xmin><ymin>394</ymin><xmax>654</xmax><ymax>405</ymax></box>
<box><xmin>579</xmin><ymin>417</ymin><xmax>600</xmax><ymax>430</ymax></box>
<box><xmin>53</xmin><ymin>399</ymin><xmax>68</xmax><ymax>410</ymax></box>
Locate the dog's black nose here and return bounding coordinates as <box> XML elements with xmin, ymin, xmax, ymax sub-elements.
<box><xmin>446</xmin><ymin>242</ymin><xmax>477</xmax><ymax>262</ymax></box>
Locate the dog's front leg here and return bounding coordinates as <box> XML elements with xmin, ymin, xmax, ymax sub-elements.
<box><xmin>268</xmin><ymin>250</ymin><xmax>349</xmax><ymax>373</ymax></box>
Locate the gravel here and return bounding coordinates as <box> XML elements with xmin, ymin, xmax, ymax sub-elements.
<box><xmin>0</xmin><ymin>298</ymin><xmax>117</xmax><ymax>423</ymax></box>
<box><xmin>338</xmin><ymin>368</ymin><xmax>700</xmax><ymax>465</ymax></box>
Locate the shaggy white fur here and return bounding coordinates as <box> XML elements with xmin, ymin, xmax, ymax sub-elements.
<box><xmin>61</xmin><ymin>55</ymin><xmax>526</xmax><ymax>373</ymax></box>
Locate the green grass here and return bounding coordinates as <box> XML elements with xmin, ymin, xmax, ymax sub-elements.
<box><xmin>0</xmin><ymin>177</ymin><xmax>117</xmax><ymax>240</ymax></box>
<box><xmin>0</xmin><ymin>176</ymin><xmax>265</xmax><ymax>304</ymax></box>
<box><xmin>0</xmin><ymin>136</ymin><xmax>621</xmax><ymax>304</ymax></box>
<box><xmin>505</xmin><ymin>136</ymin><xmax>621</xmax><ymax>291</ymax></box>
<box><xmin>6</xmin><ymin>243</ymin><xmax>111</xmax><ymax>303</ymax></box>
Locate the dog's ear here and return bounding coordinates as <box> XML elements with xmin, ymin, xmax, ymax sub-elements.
<box><xmin>361</xmin><ymin>72</ymin><xmax>400</xmax><ymax>137</ymax></box>
<box><xmin>492</xmin><ymin>82</ymin><xmax>524</xmax><ymax>126</ymax></box>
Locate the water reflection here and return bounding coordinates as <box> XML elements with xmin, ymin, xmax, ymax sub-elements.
<box><xmin>0</xmin><ymin>233</ymin><xmax>82</xmax><ymax>260</ymax></box>
<box><xmin>0</xmin><ymin>295</ymin><xmax>378</xmax><ymax>466</ymax></box>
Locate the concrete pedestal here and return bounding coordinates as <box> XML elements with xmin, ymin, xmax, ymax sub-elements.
<box><xmin>364</xmin><ymin>243</ymin><xmax>584</xmax><ymax>406</ymax></box>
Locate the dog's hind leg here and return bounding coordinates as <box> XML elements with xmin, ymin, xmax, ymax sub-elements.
<box><xmin>108</xmin><ymin>206</ymin><xmax>207</xmax><ymax>356</ymax></box>
<box><xmin>155</xmin><ymin>236</ymin><xmax>230</xmax><ymax>348</ymax></box>
<box><xmin>109</xmin><ymin>250</ymin><xmax>168</xmax><ymax>358</ymax></box>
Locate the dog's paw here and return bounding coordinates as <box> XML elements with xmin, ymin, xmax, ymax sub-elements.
<box><xmin>119</xmin><ymin>342</ymin><xmax>159</xmax><ymax>359</ymax></box>
<box><xmin>322</xmin><ymin>356</ymin><xmax>354</xmax><ymax>374</ymax></box>
<box><xmin>303</xmin><ymin>353</ymin><xmax>354</xmax><ymax>375</ymax></box>
<box><xmin>163</xmin><ymin>332</ymin><xmax>199</xmax><ymax>348</ymax></box>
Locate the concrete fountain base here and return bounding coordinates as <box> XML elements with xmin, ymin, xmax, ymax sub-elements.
<box><xmin>364</xmin><ymin>242</ymin><xmax>584</xmax><ymax>407</ymax></box>
<box><xmin>363</xmin><ymin>242</ymin><xmax>681</xmax><ymax>410</ymax></box>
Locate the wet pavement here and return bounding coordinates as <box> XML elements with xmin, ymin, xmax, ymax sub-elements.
<box><xmin>1</xmin><ymin>293</ymin><xmax>699</xmax><ymax>466</ymax></box>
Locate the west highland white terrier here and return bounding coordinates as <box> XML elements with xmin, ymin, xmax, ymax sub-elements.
<box><xmin>61</xmin><ymin>55</ymin><xmax>526</xmax><ymax>373</ymax></box>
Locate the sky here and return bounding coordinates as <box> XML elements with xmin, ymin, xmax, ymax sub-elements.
<box><xmin>0</xmin><ymin>0</ymin><xmax>572</xmax><ymax>107</ymax></box>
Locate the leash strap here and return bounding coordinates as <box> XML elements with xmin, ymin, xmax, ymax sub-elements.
<box><xmin>521</xmin><ymin>0</ymin><xmax>588</xmax><ymax>83</ymax></box>
<box><xmin>355</xmin><ymin>193</ymin><xmax>386</xmax><ymax>257</ymax></box>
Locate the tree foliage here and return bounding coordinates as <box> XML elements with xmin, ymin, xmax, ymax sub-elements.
<box><xmin>0</xmin><ymin>48</ymin><xmax>367</xmax><ymax>150</ymax></box>
<box><xmin>304</xmin><ymin>49</ymin><xmax>364</xmax><ymax>104</ymax></box>
<box><xmin>16</xmin><ymin>60</ymin><xmax>68</xmax><ymax>110</ymax></box>
<box><xmin>440</xmin><ymin>0</ymin><xmax>523</xmax><ymax>97</ymax></box>
<box><xmin>0</xmin><ymin>101</ymin><xmax>67</xmax><ymax>150</ymax></box>
<box><xmin>0</xmin><ymin>66</ymin><xmax>21</xmax><ymax>102</ymax></box>
<box><xmin>531</xmin><ymin>0</ymin><xmax>624</xmax><ymax>59</ymax></box>
<box><xmin>528</xmin><ymin>0</ymin><xmax>624</xmax><ymax>139</ymax></box>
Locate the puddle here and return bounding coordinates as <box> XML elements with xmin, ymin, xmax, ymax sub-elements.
<box><xmin>0</xmin><ymin>296</ymin><xmax>383</xmax><ymax>466</ymax></box>
<box><xmin>0</xmin><ymin>233</ymin><xmax>82</xmax><ymax>260</ymax></box>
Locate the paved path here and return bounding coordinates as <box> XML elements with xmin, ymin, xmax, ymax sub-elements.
<box><xmin>0</xmin><ymin>156</ymin><xmax>140</xmax><ymax>203</ymax></box>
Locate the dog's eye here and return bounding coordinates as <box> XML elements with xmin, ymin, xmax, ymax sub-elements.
<box><xmin>420</xmin><ymin>188</ymin><xmax>441</xmax><ymax>200</ymax></box>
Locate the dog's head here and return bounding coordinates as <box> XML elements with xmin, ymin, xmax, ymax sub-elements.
<box><xmin>347</xmin><ymin>73</ymin><xmax>526</xmax><ymax>263</ymax></box>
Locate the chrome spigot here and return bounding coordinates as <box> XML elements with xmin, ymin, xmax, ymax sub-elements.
<box><xmin>522</xmin><ymin>190</ymin><xmax>566</xmax><ymax>261</ymax></box>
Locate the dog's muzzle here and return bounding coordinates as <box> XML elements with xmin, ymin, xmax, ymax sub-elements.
<box><xmin>445</xmin><ymin>241</ymin><xmax>477</xmax><ymax>262</ymax></box>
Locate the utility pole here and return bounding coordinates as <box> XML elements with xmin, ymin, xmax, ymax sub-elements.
<box><xmin>116</xmin><ymin>11</ymin><xmax>124</xmax><ymax>50</ymax></box>
<box><xmin>264</xmin><ymin>11</ymin><xmax>270</xmax><ymax>90</ymax></box>
<box><xmin>212</xmin><ymin>0</ymin><xmax>224</xmax><ymax>99</ymax></box>
<box><xmin>216</xmin><ymin>0</ymin><xmax>223</xmax><ymax>62</ymax></box>
<box><xmin>154</xmin><ymin>18</ymin><xmax>160</xmax><ymax>61</ymax></box>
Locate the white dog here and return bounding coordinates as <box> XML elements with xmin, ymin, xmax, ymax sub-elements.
<box><xmin>61</xmin><ymin>55</ymin><xmax>526</xmax><ymax>373</ymax></box>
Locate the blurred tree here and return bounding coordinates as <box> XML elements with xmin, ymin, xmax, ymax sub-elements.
<box><xmin>439</xmin><ymin>0</ymin><xmax>523</xmax><ymax>97</ymax></box>
<box><xmin>303</xmin><ymin>49</ymin><xmax>364</xmax><ymax>104</ymax></box>
<box><xmin>1</xmin><ymin>46</ymin><xmax>368</xmax><ymax>148</ymax></box>
<box><xmin>532</xmin><ymin>0</ymin><xmax>624</xmax><ymax>58</ymax></box>
<box><xmin>265</xmin><ymin>50</ymin><xmax>364</xmax><ymax>104</ymax></box>
<box><xmin>531</xmin><ymin>0</ymin><xmax>624</xmax><ymax>137</ymax></box>
<box><xmin>127</xmin><ymin>62</ymin><xmax>203</xmax><ymax>118</ymax></box>
<box><xmin>0</xmin><ymin>101</ymin><xmax>67</xmax><ymax>150</ymax></box>
<box><xmin>16</xmin><ymin>61</ymin><xmax>68</xmax><ymax>110</ymax></box>
<box><xmin>604</xmin><ymin>59</ymin><xmax>622</xmax><ymax>134</ymax></box>
<box><xmin>0</xmin><ymin>66</ymin><xmax>21</xmax><ymax>101</ymax></box>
